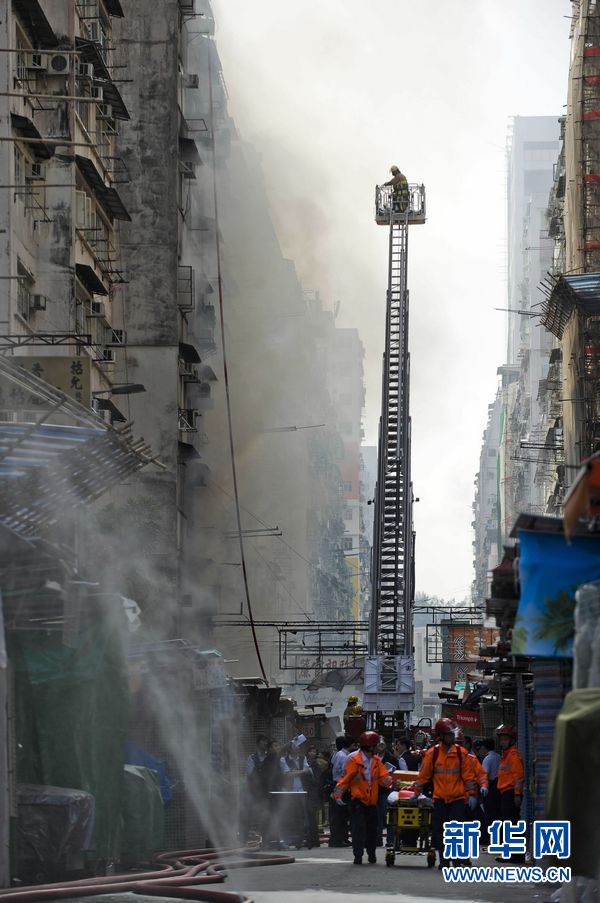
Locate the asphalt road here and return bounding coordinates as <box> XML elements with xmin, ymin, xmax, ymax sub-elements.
<box><xmin>52</xmin><ymin>848</ymin><xmax>565</xmax><ymax>903</ymax></box>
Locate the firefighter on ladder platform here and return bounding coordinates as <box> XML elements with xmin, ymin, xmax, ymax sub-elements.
<box><xmin>411</xmin><ymin>718</ymin><xmax>485</xmax><ymax>870</ymax></box>
<box><xmin>384</xmin><ymin>165</ymin><xmax>410</xmax><ymax>213</ymax></box>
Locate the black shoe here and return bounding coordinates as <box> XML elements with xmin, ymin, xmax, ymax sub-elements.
<box><xmin>368</xmin><ymin>855</ymin><xmax>377</xmax><ymax>864</ymax></box>
<box><xmin>353</xmin><ymin>856</ymin><xmax>362</xmax><ymax>865</ymax></box>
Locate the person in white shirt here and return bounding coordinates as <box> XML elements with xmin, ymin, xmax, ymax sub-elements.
<box><xmin>329</xmin><ymin>736</ymin><xmax>356</xmax><ymax>847</ymax></box>
<box><xmin>481</xmin><ymin>738</ymin><xmax>501</xmax><ymax>840</ymax></box>
<box><xmin>278</xmin><ymin>739</ymin><xmax>310</xmax><ymax>847</ymax></box>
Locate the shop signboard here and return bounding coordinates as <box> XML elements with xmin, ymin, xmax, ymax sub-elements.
<box><xmin>454</xmin><ymin>708</ymin><xmax>481</xmax><ymax>729</ymax></box>
<box><xmin>13</xmin><ymin>356</ymin><xmax>92</xmax><ymax>408</ymax></box>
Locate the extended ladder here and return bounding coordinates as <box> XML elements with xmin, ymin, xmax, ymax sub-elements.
<box><xmin>370</xmin><ymin>184</ymin><xmax>426</xmax><ymax>660</ymax></box>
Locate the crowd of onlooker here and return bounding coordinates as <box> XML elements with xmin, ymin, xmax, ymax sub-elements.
<box><xmin>243</xmin><ymin>725</ymin><xmax>505</xmax><ymax>851</ymax></box>
<box><xmin>243</xmin><ymin>730</ymin><xmax>426</xmax><ymax>849</ymax></box>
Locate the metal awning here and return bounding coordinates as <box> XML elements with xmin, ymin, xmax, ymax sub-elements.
<box><xmin>76</xmin><ymin>155</ymin><xmax>131</xmax><ymax>222</ymax></box>
<box><xmin>540</xmin><ymin>273</ymin><xmax>600</xmax><ymax>339</ymax></box>
<box><xmin>179</xmin><ymin>137</ymin><xmax>201</xmax><ymax>164</ymax></box>
<box><xmin>198</xmin><ymin>364</ymin><xmax>217</xmax><ymax>381</ymax></box>
<box><xmin>178</xmin><ymin>440</ymin><xmax>201</xmax><ymax>460</ymax></box>
<box><xmin>178</xmin><ymin>341</ymin><xmax>201</xmax><ymax>364</ymax></box>
<box><xmin>94</xmin><ymin>398</ymin><xmax>126</xmax><ymax>423</ymax></box>
<box><xmin>75</xmin><ymin>263</ymin><xmax>108</xmax><ymax>296</ymax></box>
<box><xmin>12</xmin><ymin>0</ymin><xmax>57</xmax><ymax>47</ymax></box>
<box><xmin>11</xmin><ymin>113</ymin><xmax>54</xmax><ymax>160</ymax></box>
<box><xmin>0</xmin><ymin>356</ymin><xmax>160</xmax><ymax>536</ymax></box>
<box><xmin>104</xmin><ymin>0</ymin><xmax>124</xmax><ymax>16</ymax></box>
<box><xmin>75</xmin><ymin>40</ymin><xmax>130</xmax><ymax>120</ymax></box>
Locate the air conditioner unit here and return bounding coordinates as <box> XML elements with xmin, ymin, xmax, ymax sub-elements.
<box><xmin>25</xmin><ymin>162</ymin><xmax>46</xmax><ymax>181</ymax></box>
<box><xmin>48</xmin><ymin>53</ymin><xmax>70</xmax><ymax>75</ymax></box>
<box><xmin>89</xmin><ymin>300</ymin><xmax>106</xmax><ymax>317</ymax></box>
<box><xmin>87</xmin><ymin>19</ymin><xmax>103</xmax><ymax>44</ymax></box>
<box><xmin>25</xmin><ymin>52</ymin><xmax>47</xmax><ymax>70</ymax></box>
<box><xmin>180</xmin><ymin>361</ymin><xmax>199</xmax><ymax>381</ymax></box>
<box><xmin>91</xmin><ymin>85</ymin><xmax>103</xmax><ymax>101</ymax></box>
<box><xmin>78</xmin><ymin>62</ymin><xmax>95</xmax><ymax>79</ymax></box>
<box><xmin>101</xmin><ymin>347</ymin><xmax>116</xmax><ymax>363</ymax></box>
<box><xmin>183</xmin><ymin>73</ymin><xmax>199</xmax><ymax>89</ymax></box>
<box><xmin>180</xmin><ymin>161</ymin><xmax>196</xmax><ymax>179</ymax></box>
<box><xmin>29</xmin><ymin>293</ymin><xmax>47</xmax><ymax>311</ymax></box>
<box><xmin>106</xmin><ymin>328</ymin><xmax>126</xmax><ymax>345</ymax></box>
<box><xmin>97</xmin><ymin>103</ymin><xmax>113</xmax><ymax>120</ymax></box>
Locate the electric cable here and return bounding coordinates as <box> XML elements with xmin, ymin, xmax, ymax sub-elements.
<box><xmin>208</xmin><ymin>57</ymin><xmax>267</xmax><ymax>684</ymax></box>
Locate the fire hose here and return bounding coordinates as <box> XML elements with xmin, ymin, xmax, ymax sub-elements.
<box><xmin>0</xmin><ymin>847</ymin><xmax>295</xmax><ymax>903</ymax></box>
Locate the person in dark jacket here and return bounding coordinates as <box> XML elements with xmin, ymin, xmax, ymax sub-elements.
<box><xmin>394</xmin><ymin>737</ymin><xmax>420</xmax><ymax>771</ymax></box>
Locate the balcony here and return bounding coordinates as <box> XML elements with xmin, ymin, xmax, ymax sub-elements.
<box><xmin>178</xmin><ymin>408</ymin><xmax>198</xmax><ymax>432</ymax></box>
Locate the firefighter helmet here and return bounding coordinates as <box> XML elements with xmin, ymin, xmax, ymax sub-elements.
<box><xmin>347</xmin><ymin>695</ymin><xmax>359</xmax><ymax>704</ymax></box>
<box><xmin>358</xmin><ymin>731</ymin><xmax>380</xmax><ymax>749</ymax></box>
<box><xmin>496</xmin><ymin>724</ymin><xmax>516</xmax><ymax>738</ymax></box>
<box><xmin>433</xmin><ymin>718</ymin><xmax>456</xmax><ymax>738</ymax></box>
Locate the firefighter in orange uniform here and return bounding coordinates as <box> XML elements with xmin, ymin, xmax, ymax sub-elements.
<box><xmin>413</xmin><ymin>719</ymin><xmax>483</xmax><ymax>869</ymax></box>
<box><xmin>496</xmin><ymin>724</ymin><xmax>524</xmax><ymax>823</ymax></box>
<box><xmin>455</xmin><ymin>726</ymin><xmax>489</xmax><ymax>808</ymax></box>
<box><xmin>332</xmin><ymin>731</ymin><xmax>394</xmax><ymax>865</ymax></box>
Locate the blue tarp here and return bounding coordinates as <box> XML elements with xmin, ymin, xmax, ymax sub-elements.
<box><xmin>514</xmin><ymin>530</ymin><xmax>600</xmax><ymax>656</ymax></box>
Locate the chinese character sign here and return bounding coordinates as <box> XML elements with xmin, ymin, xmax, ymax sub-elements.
<box><xmin>19</xmin><ymin>357</ymin><xmax>91</xmax><ymax>408</ymax></box>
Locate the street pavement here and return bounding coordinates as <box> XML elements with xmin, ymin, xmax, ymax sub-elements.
<box><xmin>226</xmin><ymin>847</ymin><xmax>561</xmax><ymax>902</ymax></box>
<box><xmin>55</xmin><ymin>849</ymin><xmax>563</xmax><ymax>903</ymax></box>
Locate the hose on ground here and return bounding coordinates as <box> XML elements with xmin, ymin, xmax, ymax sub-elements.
<box><xmin>0</xmin><ymin>846</ymin><xmax>295</xmax><ymax>903</ymax></box>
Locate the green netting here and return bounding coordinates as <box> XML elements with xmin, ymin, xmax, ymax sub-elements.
<box><xmin>120</xmin><ymin>765</ymin><xmax>164</xmax><ymax>865</ymax></box>
<box><xmin>545</xmin><ymin>688</ymin><xmax>600</xmax><ymax>879</ymax></box>
<box><xmin>8</xmin><ymin>606</ymin><xmax>129</xmax><ymax>862</ymax></box>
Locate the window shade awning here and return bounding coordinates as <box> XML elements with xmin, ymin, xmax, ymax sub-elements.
<box><xmin>178</xmin><ymin>342</ymin><xmax>201</xmax><ymax>364</ymax></box>
<box><xmin>76</xmin><ymin>263</ymin><xmax>108</xmax><ymax>296</ymax></box>
<box><xmin>11</xmin><ymin>113</ymin><xmax>54</xmax><ymax>159</ymax></box>
<box><xmin>76</xmin><ymin>155</ymin><xmax>131</xmax><ymax>222</ymax></box>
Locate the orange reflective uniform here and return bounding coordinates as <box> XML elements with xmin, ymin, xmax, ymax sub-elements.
<box><xmin>332</xmin><ymin>749</ymin><xmax>393</xmax><ymax>806</ymax></box>
<box><xmin>414</xmin><ymin>743</ymin><xmax>476</xmax><ymax>804</ymax></box>
<box><xmin>497</xmin><ymin>745</ymin><xmax>524</xmax><ymax>794</ymax></box>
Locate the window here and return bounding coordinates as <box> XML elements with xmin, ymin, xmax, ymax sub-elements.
<box><xmin>343</xmin><ymin>507</ymin><xmax>353</xmax><ymax>521</ymax></box>
<box><xmin>13</xmin><ymin>145</ymin><xmax>24</xmax><ymax>191</ymax></box>
<box><xmin>342</xmin><ymin>537</ymin><xmax>353</xmax><ymax>551</ymax></box>
<box><xmin>16</xmin><ymin>259</ymin><xmax>34</xmax><ymax>320</ymax></box>
<box><xmin>341</xmin><ymin>481</ymin><xmax>352</xmax><ymax>492</ymax></box>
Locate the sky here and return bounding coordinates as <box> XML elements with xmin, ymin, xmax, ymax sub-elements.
<box><xmin>210</xmin><ymin>0</ymin><xmax>570</xmax><ymax>602</ymax></box>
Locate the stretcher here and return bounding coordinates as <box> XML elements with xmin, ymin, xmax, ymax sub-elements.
<box><xmin>385</xmin><ymin>798</ymin><xmax>436</xmax><ymax>868</ymax></box>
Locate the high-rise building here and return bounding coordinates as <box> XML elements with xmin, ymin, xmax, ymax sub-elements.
<box><xmin>473</xmin><ymin>117</ymin><xmax>560</xmax><ymax>596</ymax></box>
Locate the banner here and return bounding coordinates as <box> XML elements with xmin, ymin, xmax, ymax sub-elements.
<box><xmin>514</xmin><ymin>529</ymin><xmax>600</xmax><ymax>657</ymax></box>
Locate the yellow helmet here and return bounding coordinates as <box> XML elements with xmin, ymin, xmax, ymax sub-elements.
<box><xmin>390</xmin><ymin>165</ymin><xmax>400</xmax><ymax>174</ymax></box>
<box><xmin>351</xmin><ymin>705</ymin><xmax>363</xmax><ymax>715</ymax></box>
<box><xmin>347</xmin><ymin>695</ymin><xmax>359</xmax><ymax>704</ymax></box>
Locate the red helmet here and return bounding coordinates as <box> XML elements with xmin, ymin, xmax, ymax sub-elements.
<box><xmin>496</xmin><ymin>724</ymin><xmax>516</xmax><ymax>738</ymax></box>
<box><xmin>434</xmin><ymin>718</ymin><xmax>455</xmax><ymax>738</ymax></box>
<box><xmin>358</xmin><ymin>731</ymin><xmax>380</xmax><ymax>749</ymax></box>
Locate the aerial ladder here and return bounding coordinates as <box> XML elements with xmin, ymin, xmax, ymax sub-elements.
<box><xmin>363</xmin><ymin>179</ymin><xmax>426</xmax><ymax>725</ymax></box>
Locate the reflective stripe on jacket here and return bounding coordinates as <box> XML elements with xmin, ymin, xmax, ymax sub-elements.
<box><xmin>497</xmin><ymin>745</ymin><xmax>524</xmax><ymax>794</ymax></box>
<box><xmin>414</xmin><ymin>743</ymin><xmax>475</xmax><ymax>804</ymax></box>
<box><xmin>332</xmin><ymin>750</ymin><xmax>392</xmax><ymax>806</ymax></box>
